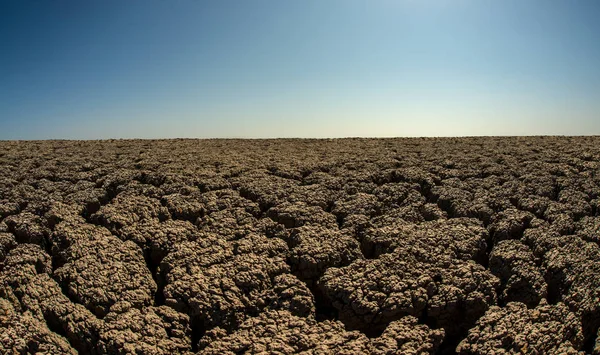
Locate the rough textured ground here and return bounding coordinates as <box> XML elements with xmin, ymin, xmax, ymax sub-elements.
<box><xmin>1</xmin><ymin>137</ymin><xmax>599</xmax><ymax>354</ymax></box>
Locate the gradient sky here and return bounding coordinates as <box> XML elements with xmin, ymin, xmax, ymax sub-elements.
<box><xmin>2</xmin><ymin>1</ymin><xmax>600</xmax><ymax>139</ymax></box>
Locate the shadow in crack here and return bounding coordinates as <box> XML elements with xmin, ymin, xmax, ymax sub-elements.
<box><xmin>190</xmin><ymin>316</ymin><xmax>207</xmax><ymax>352</ymax></box>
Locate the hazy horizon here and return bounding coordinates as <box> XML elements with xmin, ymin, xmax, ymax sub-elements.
<box><xmin>3</xmin><ymin>135</ymin><xmax>600</xmax><ymax>143</ymax></box>
<box><xmin>2</xmin><ymin>1</ymin><xmax>600</xmax><ymax>140</ymax></box>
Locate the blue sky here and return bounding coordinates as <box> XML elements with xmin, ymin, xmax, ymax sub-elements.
<box><xmin>1</xmin><ymin>0</ymin><xmax>599</xmax><ymax>139</ymax></box>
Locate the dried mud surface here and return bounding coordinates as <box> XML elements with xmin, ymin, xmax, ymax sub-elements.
<box><xmin>1</xmin><ymin>137</ymin><xmax>600</xmax><ymax>354</ymax></box>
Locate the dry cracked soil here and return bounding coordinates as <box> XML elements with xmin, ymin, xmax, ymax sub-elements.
<box><xmin>1</xmin><ymin>137</ymin><xmax>600</xmax><ymax>354</ymax></box>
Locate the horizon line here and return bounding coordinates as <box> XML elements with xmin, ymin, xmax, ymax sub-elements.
<box><xmin>1</xmin><ymin>134</ymin><xmax>599</xmax><ymax>143</ymax></box>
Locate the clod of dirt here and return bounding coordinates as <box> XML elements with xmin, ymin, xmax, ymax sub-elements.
<box><xmin>267</xmin><ymin>201</ymin><xmax>338</xmax><ymax>229</ymax></box>
<box><xmin>4</xmin><ymin>212</ymin><xmax>49</xmax><ymax>247</ymax></box>
<box><xmin>118</xmin><ymin>219</ymin><xmax>200</xmax><ymax>265</ymax></box>
<box><xmin>1</xmin><ymin>233</ymin><xmax>192</xmax><ymax>355</ymax></box>
<box><xmin>319</xmin><ymin>245</ymin><xmax>499</xmax><ymax>337</ymax></box>
<box><xmin>487</xmin><ymin>208</ymin><xmax>535</xmax><ymax>243</ymax></box>
<box><xmin>3</xmin><ymin>250</ymin><xmax>103</xmax><ymax>354</ymax></box>
<box><xmin>287</xmin><ymin>184</ymin><xmax>341</xmax><ymax>210</ymax></box>
<box><xmin>196</xmin><ymin>207</ymin><xmax>261</xmax><ymax>239</ymax></box>
<box><xmin>285</xmin><ymin>225</ymin><xmax>363</xmax><ymax>285</ymax></box>
<box><xmin>232</xmin><ymin>172</ymin><xmax>300</xmax><ymax>210</ymax></box>
<box><xmin>159</xmin><ymin>234</ymin><xmax>313</xmax><ymax>331</ymax></box>
<box><xmin>161</xmin><ymin>192</ymin><xmax>206</xmax><ymax>223</ymax></box>
<box><xmin>361</xmin><ymin>217</ymin><xmax>488</xmax><ymax>261</ymax></box>
<box><xmin>91</xmin><ymin>194</ymin><xmax>169</xmax><ymax>234</ymax></box>
<box><xmin>429</xmin><ymin>185</ymin><xmax>475</xmax><ymax>218</ymax></box>
<box><xmin>557</xmin><ymin>188</ymin><xmax>593</xmax><ymax>220</ymax></box>
<box><xmin>0</xmin><ymin>232</ymin><xmax>17</xmax><ymax>262</ymax></box>
<box><xmin>331</xmin><ymin>192</ymin><xmax>381</xmax><ymax>221</ymax></box>
<box><xmin>489</xmin><ymin>240</ymin><xmax>547</xmax><ymax>307</ymax></box>
<box><xmin>543</xmin><ymin>237</ymin><xmax>600</xmax><ymax>347</ymax></box>
<box><xmin>52</xmin><ymin>221</ymin><xmax>156</xmax><ymax>318</ymax></box>
<box><xmin>456</xmin><ymin>301</ymin><xmax>584</xmax><ymax>354</ymax></box>
<box><xmin>1</xmin><ymin>244</ymin><xmax>52</xmax><ymax>289</ymax></box>
<box><xmin>97</xmin><ymin>301</ymin><xmax>192</xmax><ymax>355</ymax></box>
<box><xmin>575</xmin><ymin>216</ymin><xmax>600</xmax><ymax>245</ymax></box>
<box><xmin>197</xmin><ymin>310</ymin><xmax>444</xmax><ymax>354</ymax></box>
<box><xmin>0</xmin><ymin>200</ymin><xmax>21</xmax><ymax>219</ymax></box>
<box><xmin>0</xmin><ymin>298</ymin><xmax>77</xmax><ymax>354</ymax></box>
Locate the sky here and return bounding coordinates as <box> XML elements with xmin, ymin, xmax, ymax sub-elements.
<box><xmin>1</xmin><ymin>0</ymin><xmax>600</xmax><ymax>139</ymax></box>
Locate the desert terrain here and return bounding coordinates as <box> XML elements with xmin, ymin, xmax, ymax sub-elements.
<box><xmin>1</xmin><ymin>137</ymin><xmax>599</xmax><ymax>354</ymax></box>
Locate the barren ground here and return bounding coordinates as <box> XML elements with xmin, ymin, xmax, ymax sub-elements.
<box><xmin>1</xmin><ymin>137</ymin><xmax>600</xmax><ymax>354</ymax></box>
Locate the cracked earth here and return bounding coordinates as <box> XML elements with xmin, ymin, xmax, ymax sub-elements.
<box><xmin>1</xmin><ymin>137</ymin><xmax>600</xmax><ymax>354</ymax></box>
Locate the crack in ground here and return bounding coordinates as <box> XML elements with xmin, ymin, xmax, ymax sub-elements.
<box><xmin>190</xmin><ymin>316</ymin><xmax>207</xmax><ymax>352</ymax></box>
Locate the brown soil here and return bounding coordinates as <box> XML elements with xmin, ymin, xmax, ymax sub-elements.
<box><xmin>1</xmin><ymin>137</ymin><xmax>599</xmax><ymax>354</ymax></box>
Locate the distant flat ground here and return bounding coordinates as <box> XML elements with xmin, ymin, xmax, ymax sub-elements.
<box><xmin>1</xmin><ymin>137</ymin><xmax>600</xmax><ymax>354</ymax></box>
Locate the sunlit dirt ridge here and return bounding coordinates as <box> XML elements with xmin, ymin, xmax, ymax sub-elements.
<box><xmin>1</xmin><ymin>137</ymin><xmax>599</xmax><ymax>354</ymax></box>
